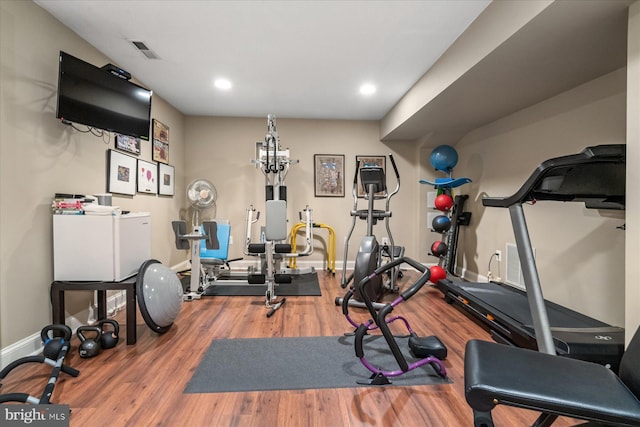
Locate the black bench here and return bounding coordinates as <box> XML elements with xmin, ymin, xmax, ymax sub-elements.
<box><xmin>464</xmin><ymin>325</ymin><xmax>640</xmax><ymax>426</ymax></box>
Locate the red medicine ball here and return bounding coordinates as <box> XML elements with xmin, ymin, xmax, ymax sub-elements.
<box><xmin>434</xmin><ymin>194</ymin><xmax>454</xmax><ymax>211</ymax></box>
<box><xmin>429</xmin><ymin>265</ymin><xmax>447</xmax><ymax>284</ymax></box>
<box><xmin>430</xmin><ymin>241</ymin><xmax>448</xmax><ymax>257</ymax></box>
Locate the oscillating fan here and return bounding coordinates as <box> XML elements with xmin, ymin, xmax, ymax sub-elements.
<box><xmin>186</xmin><ymin>178</ymin><xmax>217</xmax><ymax>228</ymax></box>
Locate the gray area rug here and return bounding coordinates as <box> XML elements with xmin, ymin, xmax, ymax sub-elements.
<box><xmin>185</xmin><ymin>335</ymin><xmax>451</xmax><ymax>393</ymax></box>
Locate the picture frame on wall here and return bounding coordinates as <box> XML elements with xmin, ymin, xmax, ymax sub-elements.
<box><xmin>158</xmin><ymin>163</ymin><xmax>175</xmax><ymax>196</ymax></box>
<box><xmin>314</xmin><ymin>154</ymin><xmax>345</xmax><ymax>197</ymax></box>
<box><xmin>137</xmin><ymin>159</ymin><xmax>157</xmax><ymax>194</ymax></box>
<box><xmin>115</xmin><ymin>134</ymin><xmax>141</xmax><ymax>156</ymax></box>
<box><xmin>356</xmin><ymin>155</ymin><xmax>386</xmax><ymax>198</ymax></box>
<box><xmin>107</xmin><ymin>149</ymin><xmax>137</xmax><ymax>196</ymax></box>
<box><xmin>152</xmin><ymin>119</ymin><xmax>169</xmax><ymax>164</ymax></box>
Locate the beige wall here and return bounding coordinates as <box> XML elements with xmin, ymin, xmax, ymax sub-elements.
<box><xmin>451</xmin><ymin>69</ymin><xmax>627</xmax><ymax>327</ymax></box>
<box><xmin>0</xmin><ymin>0</ymin><xmax>186</xmax><ymax>349</ymax></box>
<box><xmin>626</xmin><ymin>0</ymin><xmax>640</xmax><ymax>340</ymax></box>
<box><xmin>381</xmin><ymin>0</ymin><xmax>552</xmax><ymax>140</ymax></box>
<box><xmin>183</xmin><ymin>116</ymin><xmax>422</xmax><ymax>267</ymax></box>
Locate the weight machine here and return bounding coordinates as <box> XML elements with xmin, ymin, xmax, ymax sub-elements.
<box><xmin>244</xmin><ymin>114</ymin><xmax>315</xmax><ymax>317</ymax></box>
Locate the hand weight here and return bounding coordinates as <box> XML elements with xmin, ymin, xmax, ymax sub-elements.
<box><xmin>97</xmin><ymin>319</ymin><xmax>120</xmax><ymax>349</ymax></box>
<box><xmin>77</xmin><ymin>325</ymin><xmax>102</xmax><ymax>358</ymax></box>
<box><xmin>41</xmin><ymin>324</ymin><xmax>72</xmax><ymax>360</ymax></box>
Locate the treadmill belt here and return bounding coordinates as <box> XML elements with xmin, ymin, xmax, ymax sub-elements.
<box><xmin>457</xmin><ymin>281</ymin><xmax>610</xmax><ymax>329</ymax></box>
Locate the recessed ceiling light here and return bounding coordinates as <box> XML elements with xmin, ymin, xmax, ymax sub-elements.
<box><xmin>214</xmin><ymin>78</ymin><xmax>232</xmax><ymax>90</ymax></box>
<box><xmin>359</xmin><ymin>83</ymin><xmax>376</xmax><ymax>96</ymax></box>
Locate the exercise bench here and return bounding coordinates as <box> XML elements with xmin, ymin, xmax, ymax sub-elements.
<box><xmin>464</xmin><ymin>325</ymin><xmax>640</xmax><ymax>426</ymax></box>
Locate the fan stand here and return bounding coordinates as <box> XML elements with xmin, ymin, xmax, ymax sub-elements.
<box><xmin>184</xmin><ymin>226</ymin><xmax>204</xmax><ymax>301</ymax></box>
<box><xmin>181</xmin><ymin>178</ymin><xmax>217</xmax><ymax>300</ymax></box>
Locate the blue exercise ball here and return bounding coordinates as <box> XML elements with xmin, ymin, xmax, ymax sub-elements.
<box><xmin>432</xmin><ymin>215</ymin><xmax>451</xmax><ymax>233</ymax></box>
<box><xmin>430</xmin><ymin>145</ymin><xmax>459</xmax><ymax>172</ymax></box>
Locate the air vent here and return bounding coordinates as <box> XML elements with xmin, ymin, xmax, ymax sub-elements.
<box><xmin>130</xmin><ymin>40</ymin><xmax>159</xmax><ymax>60</ymax></box>
<box><xmin>505</xmin><ymin>242</ymin><xmax>535</xmax><ymax>290</ymax></box>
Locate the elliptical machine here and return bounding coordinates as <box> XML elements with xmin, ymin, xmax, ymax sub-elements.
<box><xmin>339</xmin><ymin>154</ymin><xmax>402</xmax><ymax>308</ymax></box>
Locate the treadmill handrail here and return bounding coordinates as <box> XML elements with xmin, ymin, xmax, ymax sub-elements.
<box><xmin>482</xmin><ymin>144</ymin><xmax>625</xmax><ymax>209</ymax></box>
<box><xmin>480</xmin><ymin>144</ymin><xmax>625</xmax><ymax>356</ymax></box>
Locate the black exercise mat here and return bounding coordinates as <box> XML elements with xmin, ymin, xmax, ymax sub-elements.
<box><xmin>197</xmin><ymin>272</ymin><xmax>321</xmax><ymax>297</ymax></box>
<box><xmin>185</xmin><ymin>335</ymin><xmax>451</xmax><ymax>393</ymax></box>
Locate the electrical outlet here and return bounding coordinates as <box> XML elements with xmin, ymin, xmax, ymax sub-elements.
<box><xmin>381</xmin><ymin>237</ymin><xmax>389</xmax><ymax>246</ymax></box>
<box><xmin>495</xmin><ymin>250</ymin><xmax>501</xmax><ymax>262</ymax></box>
<box><xmin>229</xmin><ymin>235</ymin><xmax>233</xmax><ymax>245</ymax></box>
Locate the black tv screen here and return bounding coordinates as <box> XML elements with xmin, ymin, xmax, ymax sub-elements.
<box><xmin>56</xmin><ymin>51</ymin><xmax>152</xmax><ymax>140</ymax></box>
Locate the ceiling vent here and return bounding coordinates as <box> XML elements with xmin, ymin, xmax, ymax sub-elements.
<box><xmin>130</xmin><ymin>40</ymin><xmax>159</xmax><ymax>60</ymax></box>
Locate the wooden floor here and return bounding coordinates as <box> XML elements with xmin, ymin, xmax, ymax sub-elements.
<box><xmin>2</xmin><ymin>270</ymin><xmax>579</xmax><ymax>426</ymax></box>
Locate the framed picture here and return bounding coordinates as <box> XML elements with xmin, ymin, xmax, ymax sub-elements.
<box><xmin>158</xmin><ymin>163</ymin><xmax>175</xmax><ymax>196</ymax></box>
<box><xmin>107</xmin><ymin>149</ymin><xmax>137</xmax><ymax>196</ymax></box>
<box><xmin>152</xmin><ymin>119</ymin><xmax>169</xmax><ymax>143</ymax></box>
<box><xmin>152</xmin><ymin>119</ymin><xmax>169</xmax><ymax>164</ymax></box>
<box><xmin>115</xmin><ymin>134</ymin><xmax>140</xmax><ymax>155</ymax></box>
<box><xmin>356</xmin><ymin>155</ymin><xmax>386</xmax><ymax>198</ymax></box>
<box><xmin>137</xmin><ymin>159</ymin><xmax>157</xmax><ymax>194</ymax></box>
<box><xmin>314</xmin><ymin>154</ymin><xmax>345</xmax><ymax>197</ymax></box>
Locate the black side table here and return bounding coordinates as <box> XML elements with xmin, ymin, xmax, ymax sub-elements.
<box><xmin>50</xmin><ymin>277</ymin><xmax>137</xmax><ymax>345</ymax></box>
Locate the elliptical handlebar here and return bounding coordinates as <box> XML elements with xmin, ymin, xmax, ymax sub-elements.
<box><xmin>350</xmin><ymin>158</ymin><xmax>360</xmax><ymax>205</ymax></box>
<box><xmin>386</xmin><ymin>153</ymin><xmax>401</xmax><ymax>206</ymax></box>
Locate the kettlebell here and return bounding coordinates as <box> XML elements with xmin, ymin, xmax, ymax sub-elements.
<box><xmin>97</xmin><ymin>319</ymin><xmax>120</xmax><ymax>350</ymax></box>
<box><xmin>41</xmin><ymin>324</ymin><xmax>72</xmax><ymax>360</ymax></box>
<box><xmin>77</xmin><ymin>325</ymin><xmax>102</xmax><ymax>358</ymax></box>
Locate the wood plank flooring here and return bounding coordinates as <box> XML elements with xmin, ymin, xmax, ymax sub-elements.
<box><xmin>2</xmin><ymin>270</ymin><xmax>578</xmax><ymax>426</ymax></box>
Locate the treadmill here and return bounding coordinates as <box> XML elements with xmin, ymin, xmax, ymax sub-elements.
<box><xmin>438</xmin><ymin>145</ymin><xmax>626</xmax><ymax>372</ymax></box>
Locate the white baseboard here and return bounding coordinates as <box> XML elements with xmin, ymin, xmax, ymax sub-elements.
<box><xmin>178</xmin><ymin>258</ymin><xmax>351</xmax><ymax>272</ymax></box>
<box><xmin>0</xmin><ymin>292</ymin><xmax>125</xmax><ymax>370</ymax></box>
<box><xmin>170</xmin><ymin>259</ymin><xmax>191</xmax><ymax>272</ymax></box>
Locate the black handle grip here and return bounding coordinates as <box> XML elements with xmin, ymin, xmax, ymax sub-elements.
<box><xmin>341</xmin><ymin>289</ymin><xmax>354</xmax><ymax>315</ymax></box>
<box><xmin>400</xmin><ymin>268</ymin><xmax>431</xmax><ymax>301</ymax></box>
<box><xmin>353</xmin><ymin>158</ymin><xmax>359</xmax><ymax>185</ymax></box>
<box><xmin>0</xmin><ymin>356</ymin><xmax>45</xmax><ymax>379</ymax></box>
<box><xmin>373</xmin><ymin>256</ymin><xmax>426</xmax><ymax>276</ymax></box>
<box><xmin>0</xmin><ymin>393</ymin><xmax>31</xmax><ymax>404</ymax></box>
<box><xmin>389</xmin><ymin>154</ymin><xmax>400</xmax><ymax>180</ymax></box>
<box><xmin>354</xmin><ymin>324</ymin><xmax>369</xmax><ymax>358</ymax></box>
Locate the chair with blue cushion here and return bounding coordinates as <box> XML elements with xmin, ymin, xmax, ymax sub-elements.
<box><xmin>199</xmin><ymin>220</ymin><xmax>231</xmax><ymax>284</ymax></box>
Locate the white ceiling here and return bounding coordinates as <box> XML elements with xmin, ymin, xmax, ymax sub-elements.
<box><xmin>34</xmin><ymin>0</ymin><xmax>490</xmax><ymax>120</ymax></box>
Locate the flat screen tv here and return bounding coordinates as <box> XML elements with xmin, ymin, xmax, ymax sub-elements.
<box><xmin>56</xmin><ymin>51</ymin><xmax>152</xmax><ymax>140</ymax></box>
